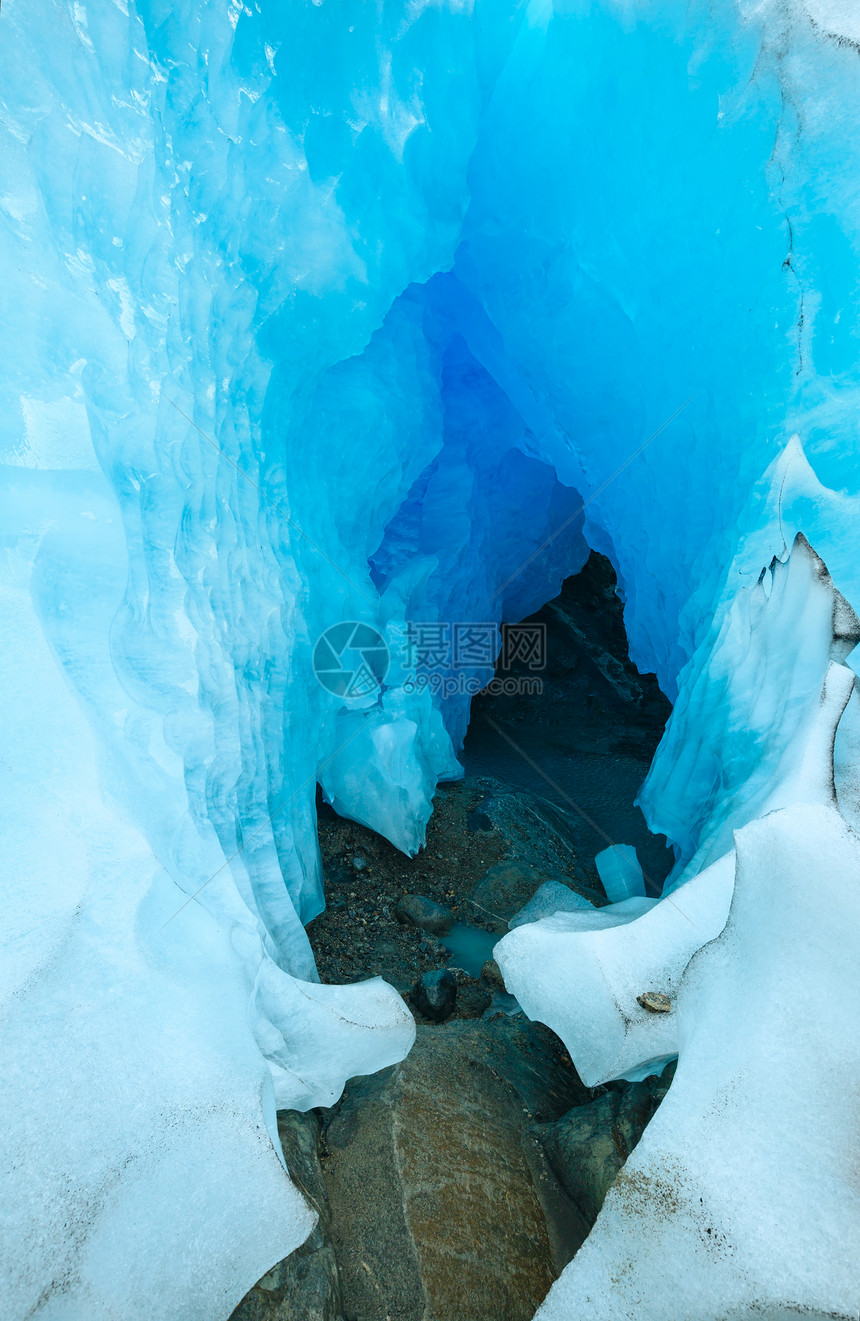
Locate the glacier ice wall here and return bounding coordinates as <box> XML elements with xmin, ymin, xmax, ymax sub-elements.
<box><xmin>496</xmin><ymin>524</ymin><xmax>860</xmax><ymax>1316</ymax></box>
<box><xmin>3</xmin><ymin>0</ymin><xmax>860</xmax><ymax>1315</ymax></box>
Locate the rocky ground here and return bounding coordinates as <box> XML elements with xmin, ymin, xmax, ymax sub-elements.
<box><xmin>309</xmin><ymin>772</ymin><xmax>606</xmax><ymax>994</ymax></box>
<box><xmin>232</xmin><ymin>554</ymin><xmax>675</xmax><ymax>1321</ymax></box>
<box><xmin>308</xmin><ymin>779</ymin><xmax>509</xmax><ymax>995</ymax></box>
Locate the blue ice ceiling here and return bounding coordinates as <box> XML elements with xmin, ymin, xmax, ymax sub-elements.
<box><xmin>3</xmin><ymin>0</ymin><xmax>860</xmax><ymax>1313</ymax></box>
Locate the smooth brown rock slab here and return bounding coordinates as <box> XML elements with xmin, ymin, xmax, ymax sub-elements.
<box><xmin>322</xmin><ymin>1018</ymin><xmax>587</xmax><ymax>1321</ymax></box>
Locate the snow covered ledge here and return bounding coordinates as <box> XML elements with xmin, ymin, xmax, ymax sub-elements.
<box><xmin>535</xmin><ymin>801</ymin><xmax>860</xmax><ymax>1320</ymax></box>
<box><xmin>497</xmin><ymin>534</ymin><xmax>859</xmax><ymax>1082</ymax></box>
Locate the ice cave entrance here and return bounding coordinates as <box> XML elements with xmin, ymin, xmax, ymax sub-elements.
<box><xmin>302</xmin><ymin>548</ymin><xmax>678</xmax><ymax>1321</ymax></box>
<box><xmin>311</xmin><ymin>548</ymin><xmax>674</xmax><ymax>993</ymax></box>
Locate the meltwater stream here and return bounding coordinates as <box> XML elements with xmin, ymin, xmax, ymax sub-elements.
<box><xmin>440</xmin><ymin>922</ymin><xmax>498</xmax><ymax>978</ymax></box>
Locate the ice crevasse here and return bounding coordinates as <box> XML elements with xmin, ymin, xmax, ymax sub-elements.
<box><xmin>1</xmin><ymin>0</ymin><xmax>860</xmax><ymax>1317</ymax></box>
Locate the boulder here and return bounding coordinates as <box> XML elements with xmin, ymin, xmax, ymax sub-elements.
<box><xmin>536</xmin><ymin>1063</ymin><xmax>676</xmax><ymax>1225</ymax></box>
<box><xmin>481</xmin><ymin>958</ymin><xmax>506</xmax><ymax>991</ymax></box>
<box><xmin>396</xmin><ymin>893</ymin><xmax>454</xmax><ymax>936</ymax></box>
<box><xmin>321</xmin><ymin>1019</ymin><xmax>589</xmax><ymax>1321</ymax></box>
<box><xmin>448</xmin><ymin>968</ymin><xmax>492</xmax><ymax>1019</ymax></box>
<box><xmin>468</xmin><ymin>860</ymin><xmax>545</xmax><ymax>930</ymax></box>
<box><xmin>470</xmin><ymin>784</ymin><xmax>605</xmax><ymax>905</ymax></box>
<box><xmin>471</xmin><ymin>861</ymin><xmax>602</xmax><ymax>934</ymax></box>
<box><xmin>508</xmin><ymin>880</ymin><xmax>595</xmax><ymax>929</ymax></box>
<box><xmin>411</xmin><ymin>968</ymin><xmax>457</xmax><ymax>1022</ymax></box>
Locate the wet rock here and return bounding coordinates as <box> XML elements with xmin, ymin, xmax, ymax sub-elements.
<box><xmin>637</xmin><ymin>990</ymin><xmax>671</xmax><ymax>1013</ymax></box>
<box><xmin>467</xmin><ymin>810</ymin><xmax>603</xmax><ymax>932</ymax></box>
<box><xmin>469</xmin><ymin>860</ymin><xmax>545</xmax><ymax>930</ymax></box>
<box><xmin>457</xmin><ymin>982</ymin><xmax>492</xmax><ymax>1019</ymax></box>
<box><xmin>230</xmin><ymin>1111</ymin><xmax>342</xmax><ymax>1321</ymax></box>
<box><xmin>481</xmin><ymin>958</ymin><xmax>506</xmax><ymax>991</ymax></box>
<box><xmin>467</xmin><ymin>806</ymin><xmax>495</xmax><ymax>832</ymax></box>
<box><xmin>411</xmin><ymin>967</ymin><xmax>457</xmax><ymax>1022</ymax></box>
<box><xmin>322</xmin><ymin>1018</ymin><xmax>589</xmax><ymax>1321</ymax></box>
<box><xmin>396</xmin><ymin>892</ymin><xmax>454</xmax><ymax>936</ymax></box>
<box><xmin>472</xmin><ymin>788</ymin><xmax>605</xmax><ymax>905</ymax></box>
<box><xmin>350</xmin><ymin>854</ymin><xmax>367</xmax><ymax>872</ymax></box>
<box><xmin>509</xmin><ymin>879</ymin><xmax>595</xmax><ymax>929</ymax></box>
<box><xmin>536</xmin><ymin>1062</ymin><xmax>676</xmax><ymax>1226</ymax></box>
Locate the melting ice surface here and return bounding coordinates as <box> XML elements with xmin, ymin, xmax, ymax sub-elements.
<box><xmin>2</xmin><ymin>0</ymin><xmax>860</xmax><ymax>1317</ymax></box>
<box><xmin>594</xmin><ymin>843</ymin><xmax>646</xmax><ymax>903</ymax></box>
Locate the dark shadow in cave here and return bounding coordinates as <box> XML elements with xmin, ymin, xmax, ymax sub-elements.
<box><xmin>463</xmin><ymin>549</ymin><xmax>675</xmax><ymax>896</ymax></box>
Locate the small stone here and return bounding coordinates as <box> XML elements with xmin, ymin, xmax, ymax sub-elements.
<box><xmin>395</xmin><ymin>893</ymin><xmax>454</xmax><ymax>936</ymax></box>
<box><xmin>481</xmin><ymin>958</ymin><xmax>506</xmax><ymax>992</ymax></box>
<box><xmin>637</xmin><ymin>991</ymin><xmax>671</xmax><ymax>1014</ymax></box>
<box><xmin>351</xmin><ymin>855</ymin><xmax>368</xmax><ymax>872</ymax></box>
<box><xmin>411</xmin><ymin>968</ymin><xmax>457</xmax><ymax>1022</ymax></box>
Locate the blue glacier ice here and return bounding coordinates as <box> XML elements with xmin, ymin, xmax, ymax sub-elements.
<box><xmin>2</xmin><ymin>0</ymin><xmax>860</xmax><ymax>1316</ymax></box>
<box><xmin>594</xmin><ymin>843</ymin><xmax>646</xmax><ymax>902</ymax></box>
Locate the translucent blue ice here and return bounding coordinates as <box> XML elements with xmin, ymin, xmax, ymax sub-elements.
<box><xmin>2</xmin><ymin>0</ymin><xmax>860</xmax><ymax>1315</ymax></box>
<box><xmin>594</xmin><ymin>844</ymin><xmax>646</xmax><ymax>903</ymax></box>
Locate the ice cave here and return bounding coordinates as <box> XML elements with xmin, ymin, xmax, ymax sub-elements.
<box><xmin>1</xmin><ymin>0</ymin><xmax>859</xmax><ymax>1317</ymax></box>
